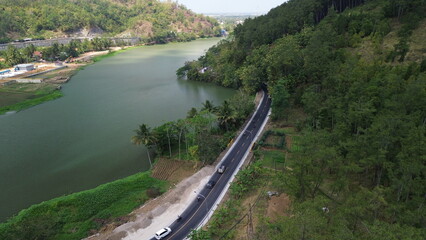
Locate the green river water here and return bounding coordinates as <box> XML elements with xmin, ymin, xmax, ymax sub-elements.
<box><xmin>0</xmin><ymin>38</ymin><xmax>235</xmax><ymax>222</ymax></box>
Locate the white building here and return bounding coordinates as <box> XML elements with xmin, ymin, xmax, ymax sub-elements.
<box><xmin>14</xmin><ymin>64</ymin><xmax>35</xmax><ymax>71</ymax></box>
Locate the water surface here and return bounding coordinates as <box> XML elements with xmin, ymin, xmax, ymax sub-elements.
<box><xmin>0</xmin><ymin>38</ymin><xmax>234</xmax><ymax>221</ymax></box>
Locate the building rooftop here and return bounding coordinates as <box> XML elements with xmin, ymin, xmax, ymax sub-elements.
<box><xmin>15</xmin><ymin>64</ymin><xmax>34</xmax><ymax>67</ymax></box>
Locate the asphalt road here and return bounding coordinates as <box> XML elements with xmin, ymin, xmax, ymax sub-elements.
<box><xmin>150</xmin><ymin>90</ymin><xmax>272</xmax><ymax>240</ymax></box>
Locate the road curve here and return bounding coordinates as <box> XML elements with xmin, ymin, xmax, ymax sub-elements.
<box><xmin>150</xmin><ymin>89</ymin><xmax>272</xmax><ymax>240</ymax></box>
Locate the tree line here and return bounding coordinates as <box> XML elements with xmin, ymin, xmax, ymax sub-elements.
<box><xmin>131</xmin><ymin>91</ymin><xmax>254</xmax><ymax>167</ymax></box>
<box><xmin>0</xmin><ymin>38</ymin><xmax>114</xmax><ymax>68</ymax></box>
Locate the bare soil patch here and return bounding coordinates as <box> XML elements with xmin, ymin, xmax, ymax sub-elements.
<box><xmin>151</xmin><ymin>158</ymin><xmax>184</xmax><ymax>180</ymax></box>
<box><xmin>71</xmin><ymin>50</ymin><xmax>109</xmax><ymax>62</ymax></box>
<box><xmin>266</xmin><ymin>193</ymin><xmax>291</xmax><ymax>221</ymax></box>
<box><xmin>152</xmin><ymin>158</ymin><xmax>199</xmax><ymax>185</ymax></box>
<box><xmin>166</xmin><ymin>161</ymin><xmax>198</xmax><ymax>184</ymax></box>
<box><xmin>233</xmin><ymin>190</ymin><xmax>263</xmax><ymax>240</ymax></box>
<box><xmin>285</xmin><ymin>135</ymin><xmax>293</xmax><ymax>150</ymax></box>
<box><xmin>265</xmin><ymin>135</ymin><xmax>282</xmax><ymax>145</ymax></box>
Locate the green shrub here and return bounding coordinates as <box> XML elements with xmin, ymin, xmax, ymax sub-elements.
<box><xmin>0</xmin><ymin>172</ymin><xmax>168</xmax><ymax>240</ymax></box>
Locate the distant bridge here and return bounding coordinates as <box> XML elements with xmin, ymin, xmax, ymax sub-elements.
<box><xmin>0</xmin><ymin>37</ymin><xmax>141</xmax><ymax>50</ymax></box>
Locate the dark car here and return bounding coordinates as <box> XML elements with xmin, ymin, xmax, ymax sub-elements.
<box><xmin>207</xmin><ymin>180</ymin><xmax>216</xmax><ymax>189</ymax></box>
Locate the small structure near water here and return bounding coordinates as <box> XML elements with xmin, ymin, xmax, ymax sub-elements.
<box><xmin>14</xmin><ymin>64</ymin><xmax>35</xmax><ymax>71</ymax></box>
<box><xmin>0</xmin><ymin>69</ymin><xmax>11</xmax><ymax>75</ymax></box>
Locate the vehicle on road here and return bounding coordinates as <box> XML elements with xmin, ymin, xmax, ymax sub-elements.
<box><xmin>207</xmin><ymin>180</ymin><xmax>216</xmax><ymax>189</ymax></box>
<box><xmin>217</xmin><ymin>165</ymin><xmax>226</xmax><ymax>174</ymax></box>
<box><xmin>154</xmin><ymin>227</ymin><xmax>172</xmax><ymax>239</ymax></box>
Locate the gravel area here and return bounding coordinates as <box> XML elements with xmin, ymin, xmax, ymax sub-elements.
<box><xmin>85</xmin><ymin>166</ymin><xmax>214</xmax><ymax>240</ymax></box>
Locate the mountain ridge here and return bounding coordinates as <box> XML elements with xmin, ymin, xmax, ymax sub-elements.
<box><xmin>0</xmin><ymin>0</ymin><xmax>220</xmax><ymax>42</ymax></box>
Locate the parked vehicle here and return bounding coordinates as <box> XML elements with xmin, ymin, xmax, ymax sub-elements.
<box><xmin>154</xmin><ymin>227</ymin><xmax>172</xmax><ymax>239</ymax></box>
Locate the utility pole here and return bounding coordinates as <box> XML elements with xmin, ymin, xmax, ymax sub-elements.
<box><xmin>247</xmin><ymin>203</ymin><xmax>254</xmax><ymax>239</ymax></box>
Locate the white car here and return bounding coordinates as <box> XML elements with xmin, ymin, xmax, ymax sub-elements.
<box><xmin>154</xmin><ymin>227</ymin><xmax>172</xmax><ymax>239</ymax></box>
<box><xmin>217</xmin><ymin>165</ymin><xmax>226</xmax><ymax>174</ymax></box>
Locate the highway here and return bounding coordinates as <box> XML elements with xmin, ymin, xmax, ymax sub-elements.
<box><xmin>150</xmin><ymin>89</ymin><xmax>272</xmax><ymax>240</ymax></box>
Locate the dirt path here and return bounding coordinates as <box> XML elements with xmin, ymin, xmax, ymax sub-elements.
<box><xmin>85</xmin><ymin>166</ymin><xmax>214</xmax><ymax>240</ymax></box>
<box><xmin>71</xmin><ymin>50</ymin><xmax>109</xmax><ymax>62</ymax></box>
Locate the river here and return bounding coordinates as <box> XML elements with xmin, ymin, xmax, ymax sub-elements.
<box><xmin>0</xmin><ymin>38</ymin><xmax>235</xmax><ymax>222</ymax></box>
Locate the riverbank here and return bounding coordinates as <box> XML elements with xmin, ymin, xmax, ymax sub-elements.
<box><xmin>0</xmin><ymin>47</ymin><xmax>131</xmax><ymax>115</ymax></box>
<box><xmin>0</xmin><ymin>89</ymin><xmax>260</xmax><ymax>240</ymax></box>
<box><xmin>0</xmin><ymin>38</ymin><xmax>232</xmax><ymax>225</ymax></box>
<box><xmin>0</xmin><ymin>171</ymin><xmax>169</xmax><ymax>239</ymax></box>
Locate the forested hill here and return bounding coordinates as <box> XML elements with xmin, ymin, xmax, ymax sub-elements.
<box><xmin>234</xmin><ymin>0</ymin><xmax>365</xmax><ymax>54</ymax></box>
<box><xmin>179</xmin><ymin>0</ymin><xmax>426</xmax><ymax>239</ymax></box>
<box><xmin>0</xmin><ymin>0</ymin><xmax>220</xmax><ymax>42</ymax></box>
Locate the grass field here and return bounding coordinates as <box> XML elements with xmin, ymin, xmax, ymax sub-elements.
<box><xmin>0</xmin><ymin>171</ymin><xmax>168</xmax><ymax>240</ymax></box>
<box><xmin>259</xmin><ymin>149</ymin><xmax>286</xmax><ymax>171</ymax></box>
<box><xmin>0</xmin><ymin>83</ymin><xmax>63</xmax><ymax>114</ymax></box>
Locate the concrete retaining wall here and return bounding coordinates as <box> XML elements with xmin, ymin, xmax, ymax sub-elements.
<box><xmin>1</xmin><ymin>80</ymin><xmax>16</xmax><ymax>86</ymax></box>
<box><xmin>0</xmin><ymin>37</ymin><xmax>141</xmax><ymax>50</ymax></box>
<box><xmin>14</xmin><ymin>79</ymin><xmax>43</xmax><ymax>83</ymax></box>
<box><xmin>26</xmin><ymin>66</ymin><xmax>67</xmax><ymax>78</ymax></box>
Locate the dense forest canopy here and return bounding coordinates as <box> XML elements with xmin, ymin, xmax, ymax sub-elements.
<box><xmin>0</xmin><ymin>0</ymin><xmax>220</xmax><ymax>42</ymax></box>
<box><xmin>179</xmin><ymin>0</ymin><xmax>426</xmax><ymax>238</ymax></box>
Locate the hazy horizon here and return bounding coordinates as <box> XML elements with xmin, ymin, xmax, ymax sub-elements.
<box><xmin>177</xmin><ymin>0</ymin><xmax>286</xmax><ymax>14</ymax></box>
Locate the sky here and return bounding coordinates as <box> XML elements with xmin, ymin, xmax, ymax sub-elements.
<box><xmin>176</xmin><ymin>0</ymin><xmax>287</xmax><ymax>14</ymax></box>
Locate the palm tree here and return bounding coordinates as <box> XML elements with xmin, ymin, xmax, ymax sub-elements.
<box><xmin>164</xmin><ymin>122</ymin><xmax>177</xmax><ymax>158</ymax></box>
<box><xmin>217</xmin><ymin>100</ymin><xmax>235</xmax><ymax>131</ymax></box>
<box><xmin>201</xmin><ymin>100</ymin><xmax>216</xmax><ymax>113</ymax></box>
<box><xmin>176</xmin><ymin>119</ymin><xmax>188</xmax><ymax>160</ymax></box>
<box><xmin>187</xmin><ymin>107</ymin><xmax>198</xmax><ymax>118</ymax></box>
<box><xmin>131</xmin><ymin>124</ymin><xmax>156</xmax><ymax>168</ymax></box>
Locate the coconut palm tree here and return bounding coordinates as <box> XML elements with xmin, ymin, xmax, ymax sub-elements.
<box><xmin>164</xmin><ymin>122</ymin><xmax>177</xmax><ymax>158</ymax></box>
<box><xmin>201</xmin><ymin>100</ymin><xmax>216</xmax><ymax>113</ymax></box>
<box><xmin>217</xmin><ymin>100</ymin><xmax>235</xmax><ymax>131</ymax></box>
<box><xmin>131</xmin><ymin>124</ymin><xmax>157</xmax><ymax>168</ymax></box>
<box><xmin>176</xmin><ymin>119</ymin><xmax>188</xmax><ymax>160</ymax></box>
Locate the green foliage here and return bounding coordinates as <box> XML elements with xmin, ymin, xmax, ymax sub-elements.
<box><xmin>91</xmin><ymin>38</ymin><xmax>111</xmax><ymax>51</ymax></box>
<box><xmin>0</xmin><ymin>90</ymin><xmax>63</xmax><ymax>115</ymax></box>
<box><xmin>269</xmin><ymin>79</ymin><xmax>291</xmax><ymax>120</ymax></box>
<box><xmin>228</xmin><ymin>90</ymin><xmax>255</xmax><ymax>122</ymax></box>
<box><xmin>206</xmin><ymin>160</ymin><xmax>270</xmax><ymax>239</ymax></box>
<box><xmin>0</xmin><ymin>172</ymin><xmax>168</xmax><ymax>240</ymax></box>
<box><xmin>189</xmin><ymin>229</ymin><xmax>211</xmax><ymax>240</ymax></box>
<box><xmin>387</xmin><ymin>38</ymin><xmax>410</xmax><ymax>62</ymax></box>
<box><xmin>258</xmin><ymin>149</ymin><xmax>286</xmax><ymax>171</ymax></box>
<box><xmin>187</xmin><ymin>107</ymin><xmax>198</xmax><ymax>119</ymax></box>
<box><xmin>92</xmin><ymin>49</ymin><xmax>124</xmax><ymax>62</ymax></box>
<box><xmin>207</xmin><ymin>200</ymin><xmax>241</xmax><ymax>239</ymax></box>
<box><xmin>136</xmin><ymin>91</ymin><xmax>253</xmax><ymax>165</ymax></box>
<box><xmin>258</xmin><ymin>130</ymin><xmax>286</xmax><ymax>149</ymax></box>
<box><xmin>21</xmin><ymin>44</ymin><xmax>36</xmax><ymax>61</ymax></box>
<box><xmin>230</xmin><ymin>162</ymin><xmax>266</xmax><ymax>198</ymax></box>
<box><xmin>0</xmin><ymin>0</ymin><xmax>219</xmax><ymax>42</ymax></box>
<box><xmin>181</xmin><ymin>0</ymin><xmax>426</xmax><ymax>238</ymax></box>
<box><xmin>131</xmin><ymin>123</ymin><xmax>157</xmax><ymax>167</ymax></box>
<box><xmin>4</xmin><ymin>45</ymin><xmax>24</xmax><ymax>66</ymax></box>
<box><xmin>237</xmin><ymin>45</ymin><xmax>269</xmax><ymax>94</ymax></box>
